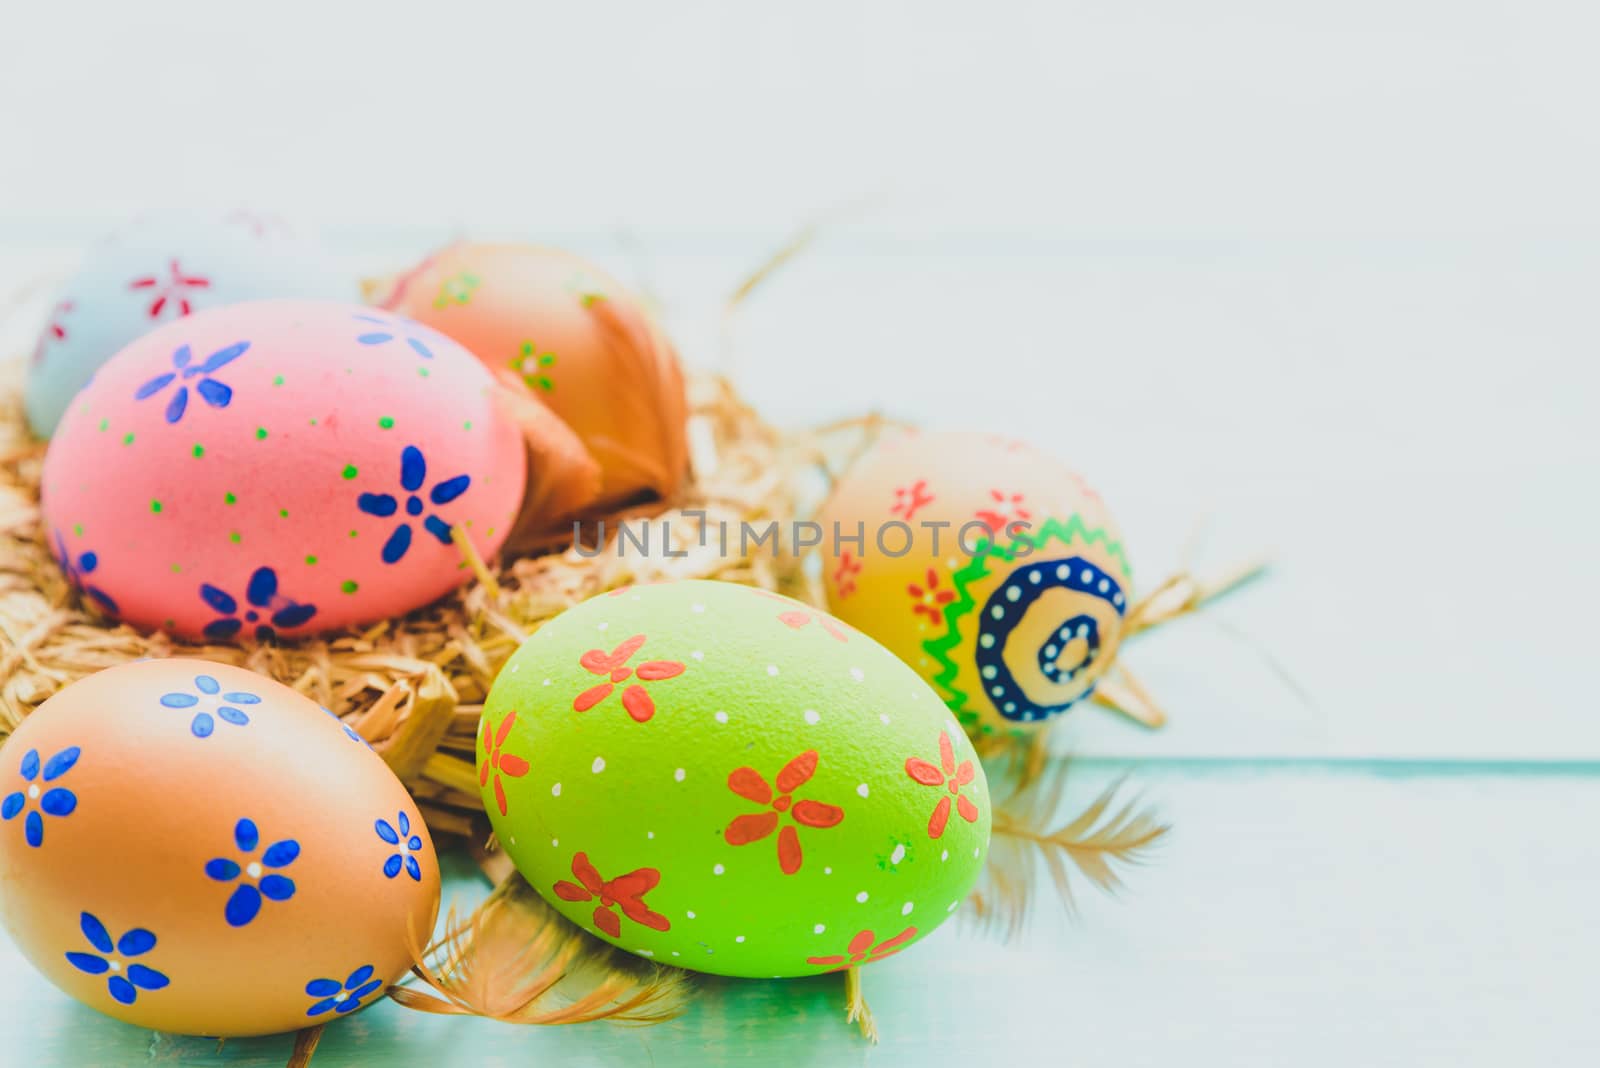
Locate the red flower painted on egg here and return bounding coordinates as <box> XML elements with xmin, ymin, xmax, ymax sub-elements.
<box><xmin>129</xmin><ymin>259</ymin><xmax>211</xmax><ymax>319</ymax></box>
<box><xmin>552</xmin><ymin>853</ymin><xmax>670</xmax><ymax>939</ymax></box>
<box><xmin>724</xmin><ymin>750</ymin><xmax>845</xmax><ymax>875</ymax></box>
<box><xmin>905</xmin><ymin>732</ymin><xmax>980</xmax><ymax>838</ymax></box>
<box><xmin>478</xmin><ymin>710</ymin><xmax>530</xmax><ymax>816</ymax></box>
<box><xmin>572</xmin><ymin>635</ymin><xmax>685</xmax><ymax>723</ymax></box>
<box><xmin>805</xmin><ymin>927</ymin><xmax>919</xmax><ymax>971</ymax></box>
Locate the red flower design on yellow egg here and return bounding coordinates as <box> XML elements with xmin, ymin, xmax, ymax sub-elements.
<box><xmin>890</xmin><ymin>479</ymin><xmax>934</xmax><ymax>521</ymax></box>
<box><xmin>805</xmin><ymin>927</ymin><xmax>919</xmax><ymax>971</ymax></box>
<box><xmin>572</xmin><ymin>635</ymin><xmax>685</xmax><ymax>723</ymax></box>
<box><xmin>832</xmin><ymin>551</ymin><xmax>862</xmax><ymax>599</ymax></box>
<box><xmin>552</xmin><ymin>853</ymin><xmax>670</xmax><ymax>939</ymax></box>
<box><xmin>724</xmin><ymin>750</ymin><xmax>845</xmax><ymax>875</ymax></box>
<box><xmin>974</xmin><ymin>489</ymin><xmax>1031</xmax><ymax>535</ymax></box>
<box><xmin>907</xmin><ymin>567</ymin><xmax>955</xmax><ymax>624</ymax></box>
<box><xmin>905</xmin><ymin>732</ymin><xmax>980</xmax><ymax>839</ymax></box>
<box><xmin>479</xmin><ymin>710</ymin><xmax>530</xmax><ymax>816</ymax></box>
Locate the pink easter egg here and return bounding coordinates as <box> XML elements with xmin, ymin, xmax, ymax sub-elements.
<box><xmin>40</xmin><ymin>299</ymin><xmax>527</xmax><ymax>638</ymax></box>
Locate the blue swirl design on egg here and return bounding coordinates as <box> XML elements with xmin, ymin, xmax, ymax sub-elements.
<box><xmin>975</xmin><ymin>556</ymin><xmax>1125</xmax><ymax>723</ymax></box>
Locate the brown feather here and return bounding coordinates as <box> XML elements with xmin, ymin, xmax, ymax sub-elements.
<box><xmin>389</xmin><ymin>873</ymin><xmax>693</xmax><ymax>1026</ymax></box>
<box><xmin>967</xmin><ymin>757</ymin><xmax>1169</xmax><ymax>940</ymax></box>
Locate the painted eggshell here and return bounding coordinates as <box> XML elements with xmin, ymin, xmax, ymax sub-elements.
<box><xmin>816</xmin><ymin>431</ymin><xmax>1133</xmax><ymax>738</ymax></box>
<box><xmin>381</xmin><ymin>243</ymin><xmax>688</xmax><ymax>510</ymax></box>
<box><xmin>40</xmin><ymin>299</ymin><xmax>527</xmax><ymax>638</ymax></box>
<box><xmin>0</xmin><ymin>658</ymin><xmax>439</xmax><ymax>1037</ymax></box>
<box><xmin>26</xmin><ymin>211</ymin><xmax>352</xmax><ymax>437</ymax></box>
<box><xmin>478</xmin><ymin>579</ymin><xmax>990</xmax><ymax>978</ymax></box>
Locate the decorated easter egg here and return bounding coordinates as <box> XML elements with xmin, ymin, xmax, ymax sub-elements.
<box><xmin>816</xmin><ymin>431</ymin><xmax>1133</xmax><ymax>738</ymax></box>
<box><xmin>478</xmin><ymin>579</ymin><xmax>990</xmax><ymax>978</ymax></box>
<box><xmin>0</xmin><ymin>658</ymin><xmax>439</xmax><ymax>1036</ymax></box>
<box><xmin>26</xmin><ymin>211</ymin><xmax>352</xmax><ymax>437</ymax></box>
<box><xmin>380</xmin><ymin>243</ymin><xmax>688</xmax><ymax>509</ymax></box>
<box><xmin>40</xmin><ymin>299</ymin><xmax>527</xmax><ymax>638</ymax></box>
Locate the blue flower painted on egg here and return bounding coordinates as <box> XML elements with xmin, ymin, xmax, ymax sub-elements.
<box><xmin>357</xmin><ymin>445</ymin><xmax>471</xmax><ymax>564</ymax></box>
<box><xmin>52</xmin><ymin>529</ymin><xmax>118</xmax><ymax>617</ymax></box>
<box><xmin>205</xmin><ymin>818</ymin><xmax>300</xmax><ymax>927</ymax></box>
<box><xmin>159</xmin><ymin>673</ymin><xmax>262</xmax><ymax>739</ymax></box>
<box><xmin>375</xmin><ymin>811</ymin><xmax>424</xmax><ymax>882</ymax></box>
<box><xmin>199</xmin><ymin>567</ymin><xmax>317</xmax><ymax>641</ymax></box>
<box><xmin>352</xmin><ymin>313</ymin><xmax>436</xmax><ymax>359</ymax></box>
<box><xmin>65</xmin><ymin>912</ymin><xmax>170</xmax><ymax>1006</ymax></box>
<box><xmin>305</xmin><ymin>964</ymin><xmax>383</xmax><ymax>1017</ymax></box>
<box><xmin>2</xmin><ymin>746</ymin><xmax>80</xmax><ymax>848</ymax></box>
<box><xmin>134</xmin><ymin>340</ymin><xmax>249</xmax><ymax>424</ymax></box>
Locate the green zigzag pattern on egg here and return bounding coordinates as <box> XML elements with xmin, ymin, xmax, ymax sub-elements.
<box><xmin>922</xmin><ymin>515</ymin><xmax>1133</xmax><ymax>734</ymax></box>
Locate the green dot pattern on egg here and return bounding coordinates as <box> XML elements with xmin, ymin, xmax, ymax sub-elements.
<box><xmin>479</xmin><ymin>579</ymin><xmax>992</xmax><ymax>978</ymax></box>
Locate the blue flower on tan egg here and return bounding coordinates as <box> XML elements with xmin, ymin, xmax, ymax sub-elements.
<box><xmin>205</xmin><ymin>818</ymin><xmax>299</xmax><ymax>927</ymax></box>
<box><xmin>357</xmin><ymin>445</ymin><xmax>471</xmax><ymax>564</ymax></box>
<box><xmin>375</xmin><ymin>810</ymin><xmax>423</xmax><ymax>882</ymax></box>
<box><xmin>134</xmin><ymin>340</ymin><xmax>249</xmax><ymax>424</ymax></box>
<box><xmin>65</xmin><ymin>912</ymin><xmax>169</xmax><ymax>1006</ymax></box>
<box><xmin>305</xmin><ymin>964</ymin><xmax>383</xmax><ymax>1017</ymax></box>
<box><xmin>2</xmin><ymin>745</ymin><xmax>79</xmax><ymax>848</ymax></box>
<box><xmin>199</xmin><ymin>566</ymin><xmax>317</xmax><ymax>641</ymax></box>
<box><xmin>159</xmin><ymin>673</ymin><xmax>262</xmax><ymax>739</ymax></box>
<box><xmin>51</xmin><ymin>529</ymin><xmax>118</xmax><ymax>617</ymax></box>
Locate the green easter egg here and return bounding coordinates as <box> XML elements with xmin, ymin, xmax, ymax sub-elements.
<box><xmin>479</xmin><ymin>579</ymin><xmax>991</xmax><ymax>978</ymax></box>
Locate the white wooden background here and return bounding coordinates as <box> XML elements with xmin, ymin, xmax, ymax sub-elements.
<box><xmin>2</xmin><ymin>2</ymin><xmax>1598</xmax><ymax>1065</ymax></box>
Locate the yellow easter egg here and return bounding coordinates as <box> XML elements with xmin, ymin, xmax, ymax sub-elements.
<box><xmin>816</xmin><ymin>431</ymin><xmax>1132</xmax><ymax>738</ymax></box>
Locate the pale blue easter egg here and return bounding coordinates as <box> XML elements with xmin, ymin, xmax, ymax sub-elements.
<box><xmin>25</xmin><ymin>211</ymin><xmax>353</xmax><ymax>436</ymax></box>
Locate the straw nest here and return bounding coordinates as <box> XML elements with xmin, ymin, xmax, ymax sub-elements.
<box><xmin>0</xmin><ymin>363</ymin><xmax>840</xmax><ymax>840</ymax></box>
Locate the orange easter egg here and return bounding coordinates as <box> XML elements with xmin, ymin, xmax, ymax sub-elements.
<box><xmin>816</xmin><ymin>431</ymin><xmax>1133</xmax><ymax>738</ymax></box>
<box><xmin>0</xmin><ymin>659</ymin><xmax>439</xmax><ymax>1036</ymax></box>
<box><xmin>383</xmin><ymin>243</ymin><xmax>688</xmax><ymax>511</ymax></box>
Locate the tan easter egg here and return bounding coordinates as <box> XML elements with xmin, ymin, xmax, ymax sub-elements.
<box><xmin>0</xmin><ymin>659</ymin><xmax>439</xmax><ymax>1036</ymax></box>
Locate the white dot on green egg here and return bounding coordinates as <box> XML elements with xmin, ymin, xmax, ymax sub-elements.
<box><xmin>637</xmin><ymin>950</ymin><xmax>654</xmax><ymax>958</ymax></box>
<box><xmin>647</xmin><ymin>831</ymin><xmax>655</xmax><ymax>839</ymax></box>
<box><xmin>692</xmin><ymin>603</ymin><xmax>705</xmax><ymax>613</ymax></box>
<box><xmin>856</xmin><ymin>783</ymin><xmax>869</xmax><ymax>798</ymax></box>
<box><xmin>855</xmin><ymin>891</ymin><xmax>869</xmax><ymax>903</ymax></box>
<box><xmin>597</xmin><ymin>621</ymin><xmax>609</xmax><ymax>631</ymax></box>
<box><xmin>849</xmin><ymin>668</ymin><xmax>864</xmax><ymax>682</ymax></box>
<box><xmin>940</xmin><ymin>849</ymin><xmax>949</xmax><ymax>862</ymax></box>
<box><xmin>890</xmin><ymin>843</ymin><xmax>906</xmax><ymax>865</ymax></box>
<box><xmin>509</xmin><ymin>663</ymin><xmax>520</xmax><ymax>674</ymax></box>
<box><xmin>814</xmin><ymin>924</ymin><xmax>826</xmax><ymax>934</ymax></box>
<box><xmin>592</xmin><ymin>757</ymin><xmax>605</xmax><ymax>773</ymax></box>
<box><xmin>714</xmin><ymin>711</ymin><xmax>728</xmax><ymax>724</ymax></box>
<box><xmin>824</xmin><ymin>867</ymin><xmax>833</xmax><ymax>875</ymax></box>
<box><xmin>690</xmin><ymin>650</ymin><xmax>704</xmax><ymax>661</ymax></box>
<box><xmin>947</xmin><ymin>901</ymin><xmax>959</xmax><ymax>913</ymax></box>
<box><xmin>735</xmin><ymin>936</ymin><xmax>745</xmax><ymax>944</ymax></box>
<box><xmin>803</xmin><ymin>709</ymin><xmax>820</xmax><ymax>725</ymax></box>
<box><xmin>674</xmin><ymin>768</ymin><xmax>686</xmax><ymax>782</ymax></box>
<box><xmin>552</xmin><ymin>838</ymin><xmax>559</xmax><ymax>847</ymax></box>
<box><xmin>973</xmin><ymin>846</ymin><xmax>981</xmax><ymax>857</ymax></box>
<box><xmin>766</xmin><ymin>665</ymin><xmax>779</xmax><ymax>677</ymax></box>
<box><xmin>552</xmin><ymin>782</ymin><xmax>562</xmax><ymax>797</ymax></box>
<box><xmin>902</xmin><ymin>901</ymin><xmax>914</xmax><ymax>916</ymax></box>
<box><xmin>713</xmin><ymin>864</ymin><xmax>725</xmax><ymax>875</ymax></box>
<box><xmin>671</xmin><ymin>951</ymin><xmax>680</xmax><ymax>957</ymax></box>
<box><xmin>687</xmin><ymin>911</ymin><xmax>696</xmax><ymax>919</ymax></box>
<box><xmin>542</xmin><ymin>678</ymin><xmax>551</xmax><ymax>686</ymax></box>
